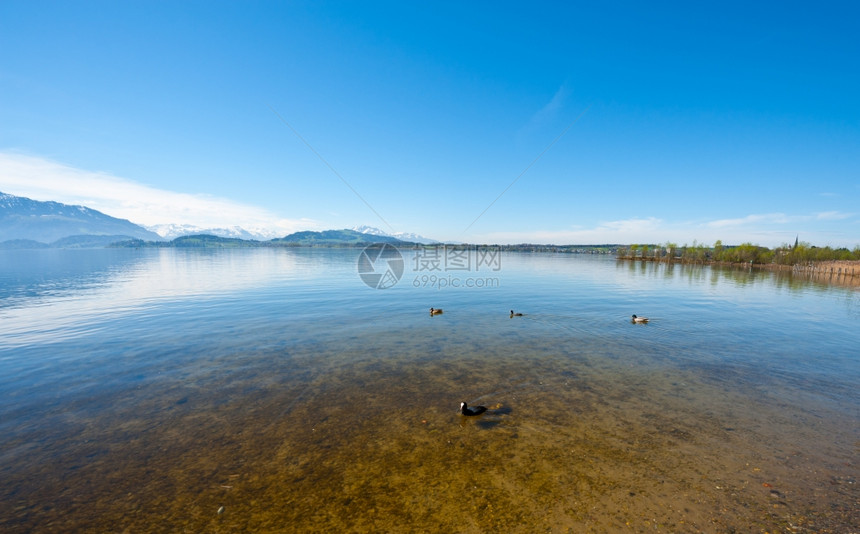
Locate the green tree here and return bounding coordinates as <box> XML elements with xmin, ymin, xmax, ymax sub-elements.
<box><xmin>713</xmin><ymin>240</ymin><xmax>724</xmax><ymax>261</ymax></box>
<box><xmin>665</xmin><ymin>242</ymin><xmax>678</xmax><ymax>259</ymax></box>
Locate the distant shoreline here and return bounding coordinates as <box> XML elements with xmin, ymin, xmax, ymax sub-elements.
<box><xmin>102</xmin><ymin>235</ymin><xmax>622</xmax><ymax>253</ymax></box>
<box><xmin>617</xmin><ymin>256</ymin><xmax>860</xmax><ymax>286</ymax></box>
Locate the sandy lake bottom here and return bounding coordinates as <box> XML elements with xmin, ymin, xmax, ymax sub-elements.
<box><xmin>2</xmin><ymin>325</ymin><xmax>856</xmax><ymax>533</ymax></box>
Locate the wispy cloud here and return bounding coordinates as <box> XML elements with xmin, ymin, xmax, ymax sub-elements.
<box><xmin>706</xmin><ymin>213</ymin><xmax>794</xmax><ymax>228</ymax></box>
<box><xmin>598</xmin><ymin>217</ymin><xmax>663</xmax><ymax>233</ymax></box>
<box><xmin>536</xmin><ymin>85</ymin><xmax>568</xmax><ymax>121</ymax></box>
<box><xmin>478</xmin><ymin>217</ymin><xmax>666</xmax><ymax>244</ymax></box>
<box><xmin>815</xmin><ymin>210</ymin><xmax>853</xmax><ymax>220</ymax></box>
<box><xmin>706</xmin><ymin>211</ymin><xmax>855</xmax><ymax>228</ymax></box>
<box><xmin>0</xmin><ymin>151</ymin><xmax>316</xmax><ymax>237</ymax></box>
<box><xmin>523</xmin><ymin>84</ymin><xmax>569</xmax><ymax>133</ymax></box>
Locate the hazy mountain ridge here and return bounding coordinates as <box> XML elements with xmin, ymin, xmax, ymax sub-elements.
<box><xmin>351</xmin><ymin>225</ymin><xmax>438</xmax><ymax>244</ymax></box>
<box><xmin>146</xmin><ymin>223</ymin><xmax>280</xmax><ymax>240</ymax></box>
<box><xmin>274</xmin><ymin>229</ymin><xmax>406</xmax><ymax>245</ymax></box>
<box><xmin>112</xmin><ymin>229</ymin><xmax>420</xmax><ymax>248</ymax></box>
<box><xmin>0</xmin><ymin>191</ymin><xmax>162</xmax><ymax>244</ymax></box>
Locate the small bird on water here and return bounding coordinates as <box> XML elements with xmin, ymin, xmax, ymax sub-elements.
<box><xmin>460</xmin><ymin>402</ymin><xmax>487</xmax><ymax>416</ymax></box>
<box><xmin>510</xmin><ymin>310</ymin><xmax>523</xmax><ymax>317</ymax></box>
<box><xmin>631</xmin><ymin>314</ymin><xmax>649</xmax><ymax>323</ymax></box>
<box><xmin>430</xmin><ymin>307</ymin><xmax>443</xmax><ymax>315</ymax></box>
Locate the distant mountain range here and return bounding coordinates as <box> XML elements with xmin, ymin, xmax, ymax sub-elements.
<box><xmin>274</xmin><ymin>229</ymin><xmax>408</xmax><ymax>245</ymax></box>
<box><xmin>145</xmin><ymin>223</ymin><xmax>267</xmax><ymax>241</ymax></box>
<box><xmin>0</xmin><ymin>192</ymin><xmax>440</xmax><ymax>249</ymax></box>
<box><xmin>114</xmin><ymin>229</ymin><xmax>421</xmax><ymax>248</ymax></box>
<box><xmin>0</xmin><ymin>191</ymin><xmax>162</xmax><ymax>245</ymax></box>
<box><xmin>144</xmin><ymin>223</ymin><xmax>437</xmax><ymax>243</ymax></box>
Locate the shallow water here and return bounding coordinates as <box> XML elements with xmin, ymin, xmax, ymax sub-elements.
<box><xmin>0</xmin><ymin>248</ymin><xmax>857</xmax><ymax>532</ymax></box>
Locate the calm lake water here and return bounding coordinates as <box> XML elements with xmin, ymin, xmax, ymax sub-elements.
<box><xmin>1</xmin><ymin>247</ymin><xmax>858</xmax><ymax>532</ymax></box>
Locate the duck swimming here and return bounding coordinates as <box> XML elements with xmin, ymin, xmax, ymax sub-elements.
<box><xmin>460</xmin><ymin>402</ymin><xmax>487</xmax><ymax>416</ymax></box>
<box><xmin>430</xmin><ymin>307</ymin><xmax>443</xmax><ymax>315</ymax></box>
<box><xmin>510</xmin><ymin>310</ymin><xmax>523</xmax><ymax>317</ymax></box>
<box><xmin>631</xmin><ymin>314</ymin><xmax>649</xmax><ymax>323</ymax></box>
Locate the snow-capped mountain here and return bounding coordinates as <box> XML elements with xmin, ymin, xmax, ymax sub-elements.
<box><xmin>146</xmin><ymin>223</ymin><xmax>283</xmax><ymax>240</ymax></box>
<box><xmin>0</xmin><ymin>191</ymin><xmax>162</xmax><ymax>243</ymax></box>
<box><xmin>351</xmin><ymin>225</ymin><xmax>438</xmax><ymax>244</ymax></box>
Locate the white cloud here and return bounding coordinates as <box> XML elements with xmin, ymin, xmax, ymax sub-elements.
<box><xmin>816</xmin><ymin>210</ymin><xmax>853</xmax><ymax>220</ymax></box>
<box><xmin>475</xmin><ymin>217</ymin><xmax>667</xmax><ymax>245</ymax></box>
<box><xmin>0</xmin><ymin>151</ymin><xmax>317</xmax><ymax>237</ymax></box>
<box><xmin>703</xmin><ymin>211</ymin><xmax>855</xmax><ymax>236</ymax></box>
<box><xmin>598</xmin><ymin>217</ymin><xmax>663</xmax><ymax>233</ymax></box>
<box><xmin>706</xmin><ymin>213</ymin><xmax>793</xmax><ymax>228</ymax></box>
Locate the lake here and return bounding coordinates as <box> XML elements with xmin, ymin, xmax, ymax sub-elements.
<box><xmin>1</xmin><ymin>247</ymin><xmax>858</xmax><ymax>532</ymax></box>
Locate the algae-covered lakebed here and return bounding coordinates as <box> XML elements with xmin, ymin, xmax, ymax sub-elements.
<box><xmin>1</xmin><ymin>249</ymin><xmax>857</xmax><ymax>532</ymax></box>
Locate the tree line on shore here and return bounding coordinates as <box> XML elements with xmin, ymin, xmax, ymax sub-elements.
<box><xmin>617</xmin><ymin>240</ymin><xmax>860</xmax><ymax>265</ymax></box>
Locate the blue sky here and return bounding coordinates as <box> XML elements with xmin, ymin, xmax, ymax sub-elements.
<box><xmin>1</xmin><ymin>1</ymin><xmax>858</xmax><ymax>246</ymax></box>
